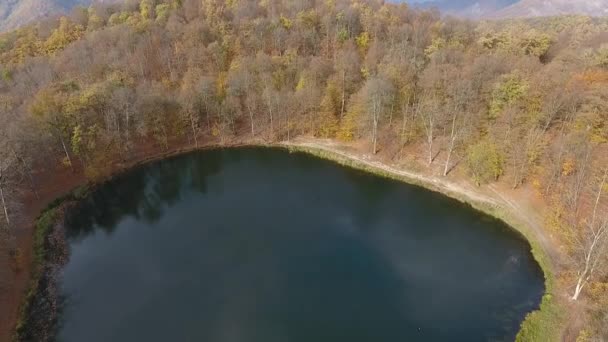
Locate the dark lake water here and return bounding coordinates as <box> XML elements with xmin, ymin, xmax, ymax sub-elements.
<box><xmin>57</xmin><ymin>148</ymin><xmax>544</xmax><ymax>342</ymax></box>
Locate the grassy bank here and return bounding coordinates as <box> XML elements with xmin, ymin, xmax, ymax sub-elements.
<box><xmin>13</xmin><ymin>185</ymin><xmax>90</xmax><ymax>341</ymax></box>
<box><xmin>283</xmin><ymin>143</ymin><xmax>563</xmax><ymax>342</ymax></box>
<box><xmin>13</xmin><ymin>208</ymin><xmax>58</xmax><ymax>338</ymax></box>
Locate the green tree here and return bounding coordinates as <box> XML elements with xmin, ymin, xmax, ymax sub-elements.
<box><xmin>466</xmin><ymin>140</ymin><xmax>504</xmax><ymax>185</ymax></box>
<box><xmin>489</xmin><ymin>73</ymin><xmax>528</xmax><ymax>119</ymax></box>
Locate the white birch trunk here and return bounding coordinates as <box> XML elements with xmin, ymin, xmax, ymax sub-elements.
<box><xmin>571</xmin><ymin>169</ymin><xmax>608</xmax><ymax>300</ymax></box>
<box><xmin>190</xmin><ymin>113</ymin><xmax>198</xmax><ymax>147</ymax></box>
<box><xmin>0</xmin><ymin>186</ymin><xmax>9</xmax><ymax>228</ymax></box>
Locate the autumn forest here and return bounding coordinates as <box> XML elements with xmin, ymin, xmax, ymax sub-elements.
<box><xmin>0</xmin><ymin>0</ymin><xmax>608</xmax><ymax>340</ymax></box>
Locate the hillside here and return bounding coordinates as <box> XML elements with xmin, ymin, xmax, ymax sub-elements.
<box><xmin>0</xmin><ymin>0</ymin><xmax>85</xmax><ymax>31</ymax></box>
<box><xmin>491</xmin><ymin>0</ymin><xmax>608</xmax><ymax>18</ymax></box>
<box><xmin>411</xmin><ymin>0</ymin><xmax>517</xmax><ymax>17</ymax></box>
<box><xmin>412</xmin><ymin>0</ymin><xmax>608</xmax><ymax>18</ymax></box>
<box><xmin>0</xmin><ymin>0</ymin><xmax>121</xmax><ymax>32</ymax></box>
<box><xmin>0</xmin><ymin>0</ymin><xmax>607</xmax><ymax>341</ymax></box>
<box><xmin>2</xmin><ymin>0</ymin><xmax>608</xmax><ymax>32</ymax></box>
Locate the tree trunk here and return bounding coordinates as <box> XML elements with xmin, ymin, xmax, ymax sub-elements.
<box><xmin>190</xmin><ymin>114</ymin><xmax>198</xmax><ymax>147</ymax></box>
<box><xmin>205</xmin><ymin>104</ymin><xmax>211</xmax><ymax>132</ymax></box>
<box><xmin>12</xmin><ymin>149</ymin><xmax>38</xmax><ymax>198</ymax></box>
<box><xmin>428</xmin><ymin>133</ymin><xmax>433</xmax><ymax>165</ymax></box>
<box><xmin>248</xmin><ymin>105</ymin><xmax>255</xmax><ymax>136</ymax></box>
<box><xmin>372</xmin><ymin>117</ymin><xmax>378</xmax><ymax>155</ymax></box>
<box><xmin>388</xmin><ymin>95</ymin><xmax>395</xmax><ymax>126</ymax></box>
<box><xmin>427</xmin><ymin>115</ymin><xmax>434</xmax><ymax>165</ymax></box>
<box><xmin>161</xmin><ymin>125</ymin><xmax>169</xmax><ymax>150</ymax></box>
<box><xmin>400</xmin><ymin>105</ymin><xmax>409</xmax><ymax>156</ymax></box>
<box><xmin>59</xmin><ymin>134</ymin><xmax>74</xmax><ymax>171</ymax></box>
<box><xmin>125</xmin><ymin>107</ymin><xmax>131</xmax><ymax>143</ymax></box>
<box><xmin>572</xmin><ymin>275</ymin><xmax>586</xmax><ymax>300</ymax></box>
<box><xmin>571</xmin><ymin>170</ymin><xmax>607</xmax><ymax>301</ymax></box>
<box><xmin>444</xmin><ymin>113</ymin><xmax>458</xmax><ymax>176</ymax></box>
<box><xmin>286</xmin><ymin>109</ymin><xmax>291</xmax><ymax>142</ymax></box>
<box><xmin>0</xmin><ymin>186</ymin><xmax>9</xmax><ymax>228</ymax></box>
<box><xmin>372</xmin><ymin>101</ymin><xmax>379</xmax><ymax>155</ymax></box>
<box><xmin>444</xmin><ymin>137</ymin><xmax>455</xmax><ymax>176</ymax></box>
<box><xmin>340</xmin><ymin>69</ymin><xmax>346</xmax><ymax>119</ymax></box>
<box><xmin>265</xmin><ymin>91</ymin><xmax>274</xmax><ymax>138</ymax></box>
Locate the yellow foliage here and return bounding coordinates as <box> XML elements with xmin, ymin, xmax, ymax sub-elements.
<box><xmin>228</xmin><ymin>59</ymin><xmax>241</xmax><ymax>71</ymax></box>
<box><xmin>279</xmin><ymin>15</ymin><xmax>292</xmax><ymax>30</ymax></box>
<box><xmin>61</xmin><ymin>156</ymin><xmax>72</xmax><ymax>168</ymax></box>
<box><xmin>107</xmin><ymin>70</ymin><xmax>134</xmax><ymax>87</ymax></box>
<box><xmin>531</xmin><ymin>178</ymin><xmax>543</xmax><ymax>197</ymax></box>
<box><xmin>360</xmin><ymin>67</ymin><xmax>369</xmax><ymax>79</ymax></box>
<box><xmin>0</xmin><ymin>28</ymin><xmax>41</xmax><ymax>63</ymax></box>
<box><xmin>588</xmin><ymin>281</ymin><xmax>608</xmax><ymax>300</ymax></box>
<box><xmin>356</xmin><ymin>32</ymin><xmax>370</xmax><ymax>53</ymax></box>
<box><xmin>109</xmin><ymin>12</ymin><xmax>131</xmax><ymax>26</ymax></box>
<box><xmin>562</xmin><ymin>158</ymin><xmax>576</xmax><ymax>176</ymax></box>
<box><xmin>424</xmin><ymin>37</ymin><xmax>446</xmax><ymax>58</ymax></box>
<box><xmin>576</xmin><ymin>329</ymin><xmax>592</xmax><ymax>342</ymax></box>
<box><xmin>43</xmin><ymin>17</ymin><xmax>85</xmax><ymax>55</ymax></box>
<box><xmin>171</xmin><ymin>0</ymin><xmax>182</xmax><ymax>9</ymax></box>
<box><xmin>338</xmin><ymin>108</ymin><xmax>359</xmax><ymax>141</ymax></box>
<box><xmin>87</xmin><ymin>12</ymin><xmax>104</xmax><ymax>31</ymax></box>
<box><xmin>155</xmin><ymin>4</ymin><xmax>171</xmax><ymax>23</ymax></box>
<box><xmin>140</xmin><ymin>0</ymin><xmax>155</xmax><ymax>20</ymax></box>
<box><xmin>489</xmin><ymin>72</ymin><xmax>529</xmax><ymax>118</ymax></box>
<box><xmin>216</xmin><ymin>72</ymin><xmax>228</xmax><ymax>99</ymax></box>
<box><xmin>296</xmin><ymin>10</ymin><xmax>319</xmax><ymax>28</ymax></box>
<box><xmin>316</xmin><ymin>82</ymin><xmax>340</xmax><ymax>137</ymax></box>
<box><xmin>317</xmin><ymin>111</ymin><xmax>338</xmax><ymax>138</ymax></box>
<box><xmin>295</xmin><ymin>76</ymin><xmax>306</xmax><ymax>91</ymax></box>
<box><xmin>544</xmin><ymin>198</ymin><xmax>578</xmax><ymax>252</ymax></box>
<box><xmin>211</xmin><ymin>123</ymin><xmax>220</xmax><ymax>137</ymax></box>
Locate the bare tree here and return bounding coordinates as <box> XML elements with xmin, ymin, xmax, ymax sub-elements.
<box><xmin>111</xmin><ymin>87</ymin><xmax>136</xmax><ymax>148</ymax></box>
<box><xmin>0</xmin><ymin>142</ymin><xmax>17</xmax><ymax>232</ymax></box>
<box><xmin>571</xmin><ymin>167</ymin><xmax>608</xmax><ymax>300</ymax></box>
<box><xmin>263</xmin><ymin>84</ymin><xmax>276</xmax><ymax>138</ymax></box>
<box><xmin>419</xmin><ymin>92</ymin><xmax>442</xmax><ymax>165</ymax></box>
<box><xmin>335</xmin><ymin>46</ymin><xmax>362</xmax><ymax>119</ymax></box>
<box><xmin>358</xmin><ymin>77</ymin><xmax>394</xmax><ymax>154</ymax></box>
<box><xmin>509</xmin><ymin>127</ymin><xmax>544</xmax><ymax>189</ymax></box>
<box><xmin>443</xmin><ymin>80</ymin><xmax>473</xmax><ymax>176</ymax></box>
<box><xmin>0</xmin><ymin>165</ymin><xmax>11</xmax><ymax>230</ymax></box>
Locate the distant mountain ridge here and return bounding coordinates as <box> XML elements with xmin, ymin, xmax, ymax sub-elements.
<box><xmin>1</xmin><ymin>0</ymin><xmax>80</xmax><ymax>31</ymax></box>
<box><xmin>1</xmin><ymin>0</ymin><xmax>608</xmax><ymax>32</ymax></box>
<box><xmin>413</xmin><ymin>0</ymin><xmax>518</xmax><ymax>17</ymax></box>
<box><xmin>489</xmin><ymin>0</ymin><xmax>608</xmax><ymax>18</ymax></box>
<box><xmin>412</xmin><ymin>0</ymin><xmax>608</xmax><ymax>18</ymax></box>
<box><xmin>0</xmin><ymin>0</ymin><xmax>120</xmax><ymax>32</ymax></box>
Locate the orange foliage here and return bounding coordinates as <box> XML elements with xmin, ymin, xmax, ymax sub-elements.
<box><xmin>575</xmin><ymin>69</ymin><xmax>608</xmax><ymax>85</ymax></box>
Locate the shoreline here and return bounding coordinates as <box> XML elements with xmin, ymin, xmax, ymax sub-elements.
<box><xmin>9</xmin><ymin>138</ymin><xmax>561</xmax><ymax>341</ymax></box>
<box><xmin>280</xmin><ymin>140</ymin><xmax>560</xmax><ymax>341</ymax></box>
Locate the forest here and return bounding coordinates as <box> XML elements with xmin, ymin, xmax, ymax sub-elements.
<box><xmin>0</xmin><ymin>0</ymin><xmax>607</xmax><ymax>340</ymax></box>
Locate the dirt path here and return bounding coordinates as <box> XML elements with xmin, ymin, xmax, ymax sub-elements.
<box><xmin>283</xmin><ymin>138</ymin><xmax>561</xmax><ymax>271</ymax></box>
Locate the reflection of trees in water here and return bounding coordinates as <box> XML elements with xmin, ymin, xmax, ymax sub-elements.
<box><xmin>65</xmin><ymin>151</ymin><xmax>223</xmax><ymax>240</ymax></box>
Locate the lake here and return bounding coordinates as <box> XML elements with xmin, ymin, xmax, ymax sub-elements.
<box><xmin>57</xmin><ymin>148</ymin><xmax>544</xmax><ymax>342</ymax></box>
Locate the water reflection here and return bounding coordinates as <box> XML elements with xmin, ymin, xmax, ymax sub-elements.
<box><xmin>66</xmin><ymin>151</ymin><xmax>224</xmax><ymax>239</ymax></box>
<box><xmin>58</xmin><ymin>148</ymin><xmax>544</xmax><ymax>342</ymax></box>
